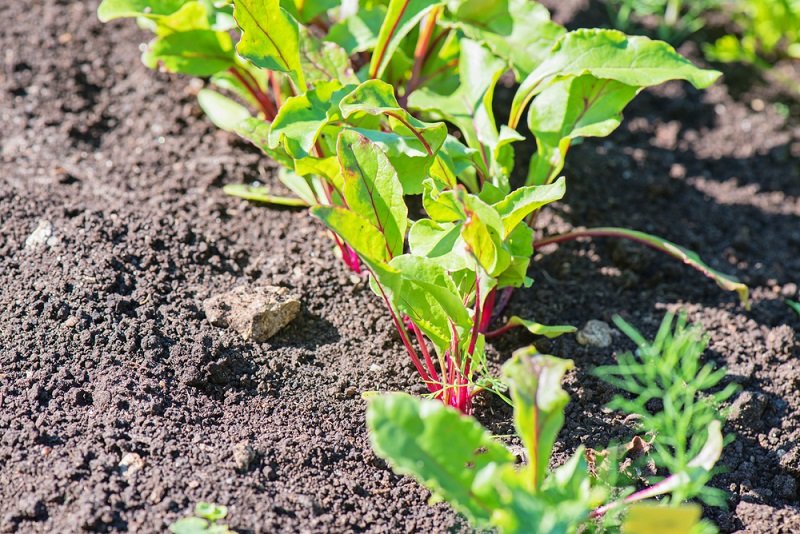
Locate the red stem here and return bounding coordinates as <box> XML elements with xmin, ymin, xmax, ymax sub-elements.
<box><xmin>478</xmin><ymin>287</ymin><xmax>496</xmax><ymax>332</ymax></box>
<box><xmin>228</xmin><ymin>67</ymin><xmax>276</xmax><ymax>120</ymax></box>
<box><xmin>375</xmin><ymin>279</ymin><xmax>439</xmax><ymax>393</ymax></box>
<box><xmin>466</xmin><ymin>275</ymin><xmax>482</xmax><ymax>357</ymax></box>
<box><xmin>484</xmin><ymin>322</ymin><xmax>519</xmax><ymax>339</ymax></box>
<box><xmin>409</xmin><ymin>322</ymin><xmax>440</xmax><ymax>384</ymax></box>
<box><xmin>269</xmin><ymin>71</ymin><xmax>283</xmax><ymax>108</ymax></box>
<box><xmin>535</xmin><ymin>228</ymin><xmax>656</xmax><ymax>250</ymax></box>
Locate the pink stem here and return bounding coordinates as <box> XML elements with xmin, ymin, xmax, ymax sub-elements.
<box><xmin>483</xmin><ymin>322</ymin><xmax>519</xmax><ymax>339</ymax></box>
<box><xmin>478</xmin><ymin>288</ymin><xmax>496</xmax><ymax>332</ymax></box>
<box><xmin>409</xmin><ymin>321</ymin><xmax>440</xmax><ymax>384</ymax></box>
<box><xmin>374</xmin><ymin>280</ymin><xmax>439</xmax><ymax>393</ymax></box>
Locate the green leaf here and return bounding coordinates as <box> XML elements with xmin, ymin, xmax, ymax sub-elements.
<box><xmin>268</xmin><ymin>81</ymin><xmax>354</xmax><ymax>158</ymax></box>
<box><xmin>408</xmin><ymin>39</ymin><xmax>509</xmax><ymax>187</ymax></box>
<box><xmin>443</xmin><ymin>0</ymin><xmax>565</xmax><ymax>79</ymax></box>
<box><xmin>195</xmin><ymin>502</ymin><xmax>227</xmax><ymax>522</ymax></box>
<box><xmin>299</xmin><ymin>27</ymin><xmax>358</xmax><ymax>84</ymax></box>
<box><xmin>223</xmin><ymin>184</ymin><xmax>309</xmax><ymax>207</ymax></box>
<box><xmin>493</xmin><ymin>177</ymin><xmax>566</xmax><ymax>236</ymax></box>
<box><xmin>367</xmin><ymin>393</ymin><xmax>513</xmax><ymax>526</ymax></box>
<box><xmin>408</xmin><ymin>219</ymin><xmax>472</xmax><ymax>272</ymax></box>
<box><xmin>234</xmin><ymin>0</ymin><xmax>306</xmax><ymax>91</ymax></box>
<box><xmin>788</xmin><ymin>299</ymin><xmax>800</xmax><ymax>317</ymax></box>
<box><xmin>421</xmin><ymin>179</ymin><xmax>464</xmax><ymax>222</ymax></box>
<box><xmin>369</xmin><ymin>0</ymin><xmax>442</xmax><ymax>78</ymax></box>
<box><xmin>325</xmin><ymin>5</ymin><xmax>386</xmax><ymax>54</ymax></box>
<box><xmin>280</xmin><ymin>0</ymin><xmax>337</xmax><ymax>23</ymax></box>
<box><xmin>337</xmin><ymin>131</ymin><xmax>408</xmax><ymax>258</ymax></box>
<box><xmin>311</xmin><ymin>206</ymin><xmax>391</xmax><ymax>266</ymax></box>
<box><xmin>197</xmin><ymin>89</ymin><xmax>251</xmax><ymax>132</ymax></box>
<box><xmin>347</xmin><ymin>127</ymin><xmax>444</xmax><ymax>195</ymax></box>
<box><xmin>536</xmin><ymin>227</ymin><xmax>750</xmax><ymax>308</ymax></box>
<box><xmin>509</xmin><ymin>29</ymin><xmax>722</xmax><ymax>129</ymax></box>
<box><xmin>502</xmin><ymin>351</ymin><xmax>574</xmax><ymax>493</ymax></box>
<box><xmin>341</xmin><ymin>80</ymin><xmax>447</xmax><ymax>194</ymax></box>
<box><xmin>526</xmin><ymin>75</ymin><xmax>639</xmax><ymax>185</ymax></box>
<box><xmin>169</xmin><ymin>517</ymin><xmax>210</xmax><ymax>534</ymax></box>
<box><xmin>496</xmin><ymin>223</ymin><xmax>534</xmax><ymax>288</ymax></box>
<box><xmin>460</xmin><ymin>195</ymin><xmax>510</xmax><ymax>277</ymax></box>
<box><xmin>142</xmin><ymin>29</ymin><xmax>235</xmax><ymax>76</ymax></box>
<box><xmin>387</xmin><ymin>255</ymin><xmax>472</xmax><ymax>349</ymax></box>
<box><xmin>98</xmin><ymin>0</ymin><xmax>187</xmax><ymax>21</ymax></box>
<box><xmin>151</xmin><ymin>1</ymin><xmax>213</xmax><ymax>36</ymax></box>
<box><xmin>504</xmin><ymin>317</ymin><xmax>576</xmax><ymax>338</ymax></box>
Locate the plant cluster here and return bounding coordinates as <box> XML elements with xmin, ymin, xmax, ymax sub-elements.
<box><xmin>703</xmin><ymin>0</ymin><xmax>800</xmax><ymax>67</ymax></box>
<box><xmin>604</xmin><ymin>0</ymin><xmax>723</xmax><ymax>44</ymax></box>
<box><xmin>99</xmin><ymin>0</ymin><xmax>748</xmax><ymax>415</ymax></box>
<box><xmin>605</xmin><ymin>0</ymin><xmax>800</xmax><ymax>69</ymax></box>
<box><xmin>368</xmin><ymin>313</ymin><xmax>736</xmax><ymax>533</ymax></box>
<box><xmin>169</xmin><ymin>502</ymin><xmax>233</xmax><ymax>534</ymax></box>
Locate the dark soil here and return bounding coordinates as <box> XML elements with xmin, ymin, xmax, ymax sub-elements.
<box><xmin>1</xmin><ymin>1</ymin><xmax>799</xmax><ymax>532</ymax></box>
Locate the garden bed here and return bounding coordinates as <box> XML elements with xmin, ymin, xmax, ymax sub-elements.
<box><xmin>1</xmin><ymin>0</ymin><xmax>799</xmax><ymax>532</ymax></box>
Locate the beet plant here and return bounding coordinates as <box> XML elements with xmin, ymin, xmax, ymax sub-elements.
<box><xmin>367</xmin><ymin>312</ymin><xmax>736</xmax><ymax>532</ymax></box>
<box><xmin>99</xmin><ymin>0</ymin><xmax>748</xmax><ymax>413</ymax></box>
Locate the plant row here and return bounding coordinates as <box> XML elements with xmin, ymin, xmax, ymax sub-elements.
<box><xmin>100</xmin><ymin>1</ymin><xmax>746</xmax><ymax>531</ymax></box>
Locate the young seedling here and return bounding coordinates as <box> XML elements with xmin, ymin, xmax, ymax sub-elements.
<box><xmin>367</xmin><ymin>312</ymin><xmax>735</xmax><ymax>532</ymax></box>
<box><xmin>787</xmin><ymin>299</ymin><xmax>800</xmax><ymax>317</ymax></box>
<box><xmin>169</xmin><ymin>502</ymin><xmax>233</xmax><ymax>534</ymax></box>
<box><xmin>605</xmin><ymin>0</ymin><xmax>723</xmax><ymax>44</ymax></box>
<box><xmin>704</xmin><ymin>0</ymin><xmax>800</xmax><ymax>67</ymax></box>
<box><xmin>99</xmin><ymin>1</ymin><xmax>749</xmax><ymax>413</ymax></box>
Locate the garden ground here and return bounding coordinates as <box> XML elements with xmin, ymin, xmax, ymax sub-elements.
<box><xmin>1</xmin><ymin>1</ymin><xmax>799</xmax><ymax>532</ymax></box>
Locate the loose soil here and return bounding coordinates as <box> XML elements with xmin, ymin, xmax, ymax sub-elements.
<box><xmin>1</xmin><ymin>1</ymin><xmax>799</xmax><ymax>532</ymax></box>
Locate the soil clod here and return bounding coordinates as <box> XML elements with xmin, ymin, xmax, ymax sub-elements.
<box><xmin>203</xmin><ymin>285</ymin><xmax>300</xmax><ymax>342</ymax></box>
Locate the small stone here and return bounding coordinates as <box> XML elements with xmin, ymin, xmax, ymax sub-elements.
<box><xmin>25</xmin><ymin>220</ymin><xmax>58</xmax><ymax>249</ymax></box>
<box><xmin>203</xmin><ymin>285</ymin><xmax>300</xmax><ymax>342</ymax></box>
<box><xmin>368</xmin><ymin>363</ymin><xmax>383</xmax><ymax>373</ymax></box>
<box><xmin>729</xmin><ymin>391</ymin><xmax>769</xmax><ymax>427</ymax></box>
<box><xmin>118</xmin><ymin>452</ymin><xmax>145</xmax><ymax>477</ymax></box>
<box><xmin>232</xmin><ymin>440</ymin><xmax>256</xmax><ymax>472</ymax></box>
<box><xmin>262</xmin><ymin>465</ymin><xmax>277</xmax><ymax>481</ymax></box>
<box><xmin>576</xmin><ymin>320</ymin><xmax>613</xmax><ymax>348</ymax></box>
<box><xmin>344</xmin><ymin>386</ymin><xmax>358</xmax><ymax>398</ymax></box>
<box><xmin>63</xmin><ymin>316</ymin><xmax>79</xmax><ymax>328</ymax></box>
<box><xmin>782</xmin><ymin>283</ymin><xmax>798</xmax><ymax>298</ymax></box>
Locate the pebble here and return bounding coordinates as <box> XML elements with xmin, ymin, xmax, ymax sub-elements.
<box><xmin>232</xmin><ymin>440</ymin><xmax>256</xmax><ymax>472</ymax></box>
<box><xmin>24</xmin><ymin>220</ymin><xmax>58</xmax><ymax>249</ymax></box>
<box><xmin>118</xmin><ymin>452</ymin><xmax>145</xmax><ymax>477</ymax></box>
<box><xmin>576</xmin><ymin>320</ymin><xmax>613</xmax><ymax>348</ymax></box>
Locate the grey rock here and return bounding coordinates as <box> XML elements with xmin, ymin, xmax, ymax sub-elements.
<box><xmin>576</xmin><ymin>320</ymin><xmax>613</xmax><ymax>348</ymax></box>
<box><xmin>25</xmin><ymin>220</ymin><xmax>58</xmax><ymax>249</ymax></box>
<box><xmin>232</xmin><ymin>440</ymin><xmax>256</xmax><ymax>472</ymax></box>
<box><xmin>204</xmin><ymin>285</ymin><xmax>300</xmax><ymax>342</ymax></box>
